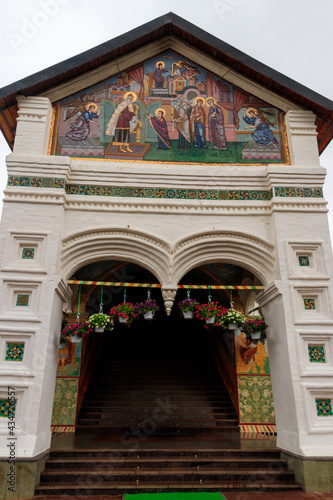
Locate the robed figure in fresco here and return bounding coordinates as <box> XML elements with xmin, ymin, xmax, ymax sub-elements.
<box><xmin>207</xmin><ymin>98</ymin><xmax>227</xmax><ymax>150</ymax></box>
<box><xmin>65</xmin><ymin>103</ymin><xmax>101</xmax><ymax>142</ymax></box>
<box><xmin>190</xmin><ymin>98</ymin><xmax>206</xmax><ymax>148</ymax></box>
<box><xmin>241</xmin><ymin>108</ymin><xmax>278</xmax><ymax>149</ymax></box>
<box><xmin>171</xmin><ymin>100</ymin><xmax>191</xmax><ymax>149</ymax></box>
<box><xmin>147</xmin><ymin>109</ymin><xmax>171</xmax><ymax>149</ymax></box>
<box><xmin>105</xmin><ymin>93</ymin><xmax>138</xmax><ymax>152</ymax></box>
<box><xmin>153</xmin><ymin>61</ymin><xmax>170</xmax><ymax>88</ymax></box>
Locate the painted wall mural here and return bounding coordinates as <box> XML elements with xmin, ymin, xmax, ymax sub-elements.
<box><xmin>51</xmin><ymin>50</ymin><xmax>287</xmax><ymax>164</ymax></box>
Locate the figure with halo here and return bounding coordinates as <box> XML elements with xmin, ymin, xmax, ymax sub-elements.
<box><xmin>147</xmin><ymin>108</ymin><xmax>171</xmax><ymax>150</ymax></box>
<box><xmin>207</xmin><ymin>97</ymin><xmax>227</xmax><ymax>150</ymax></box>
<box><xmin>190</xmin><ymin>97</ymin><xmax>206</xmax><ymax>148</ymax></box>
<box><xmin>65</xmin><ymin>102</ymin><xmax>101</xmax><ymax>142</ymax></box>
<box><xmin>241</xmin><ymin>108</ymin><xmax>278</xmax><ymax>150</ymax></box>
<box><xmin>153</xmin><ymin>61</ymin><xmax>170</xmax><ymax>88</ymax></box>
<box><xmin>105</xmin><ymin>92</ymin><xmax>139</xmax><ymax>153</ymax></box>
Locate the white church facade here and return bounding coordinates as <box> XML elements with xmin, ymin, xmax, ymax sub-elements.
<box><xmin>0</xmin><ymin>13</ymin><xmax>332</xmax><ymax>497</ymax></box>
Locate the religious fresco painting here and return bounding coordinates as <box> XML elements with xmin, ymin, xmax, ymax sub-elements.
<box><xmin>52</xmin><ymin>50</ymin><xmax>286</xmax><ymax>164</ymax></box>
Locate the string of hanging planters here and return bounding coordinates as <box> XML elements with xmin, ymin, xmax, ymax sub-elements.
<box><xmin>178</xmin><ymin>286</ymin><xmax>268</xmax><ymax>344</ymax></box>
<box><xmin>60</xmin><ymin>281</ymin><xmax>267</xmax><ymax>345</ymax></box>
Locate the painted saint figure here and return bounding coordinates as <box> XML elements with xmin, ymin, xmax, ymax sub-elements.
<box><xmin>171</xmin><ymin>100</ymin><xmax>191</xmax><ymax>149</ymax></box>
<box><xmin>65</xmin><ymin>103</ymin><xmax>101</xmax><ymax>142</ymax></box>
<box><xmin>207</xmin><ymin>98</ymin><xmax>227</xmax><ymax>150</ymax></box>
<box><xmin>105</xmin><ymin>92</ymin><xmax>138</xmax><ymax>152</ymax></box>
<box><xmin>147</xmin><ymin>109</ymin><xmax>171</xmax><ymax>149</ymax></box>
<box><xmin>242</xmin><ymin>108</ymin><xmax>278</xmax><ymax>149</ymax></box>
<box><xmin>190</xmin><ymin>98</ymin><xmax>206</xmax><ymax>148</ymax></box>
<box><xmin>153</xmin><ymin>61</ymin><xmax>170</xmax><ymax>88</ymax></box>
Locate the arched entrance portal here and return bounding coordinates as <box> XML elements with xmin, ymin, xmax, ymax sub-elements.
<box><xmin>59</xmin><ymin>260</ymin><xmax>268</xmax><ymax>436</ymax></box>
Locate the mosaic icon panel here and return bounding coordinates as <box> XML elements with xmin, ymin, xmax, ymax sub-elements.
<box><xmin>51</xmin><ymin>49</ymin><xmax>288</xmax><ymax>165</ymax></box>
<box><xmin>16</xmin><ymin>294</ymin><xmax>29</xmax><ymax>307</ymax></box>
<box><xmin>298</xmin><ymin>256</ymin><xmax>310</xmax><ymax>266</ymax></box>
<box><xmin>5</xmin><ymin>343</ymin><xmax>25</xmax><ymax>362</ymax></box>
<box><xmin>316</xmin><ymin>399</ymin><xmax>333</xmax><ymax>417</ymax></box>
<box><xmin>22</xmin><ymin>248</ymin><xmax>35</xmax><ymax>259</ymax></box>
<box><xmin>304</xmin><ymin>298</ymin><xmax>316</xmax><ymax>310</ymax></box>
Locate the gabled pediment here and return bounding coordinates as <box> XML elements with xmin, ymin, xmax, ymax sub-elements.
<box><xmin>0</xmin><ymin>12</ymin><xmax>332</xmax><ymax>153</ymax></box>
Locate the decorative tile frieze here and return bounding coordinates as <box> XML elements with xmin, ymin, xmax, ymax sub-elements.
<box><xmin>5</xmin><ymin>343</ymin><xmax>25</xmax><ymax>362</ymax></box>
<box><xmin>308</xmin><ymin>345</ymin><xmax>326</xmax><ymax>363</ymax></box>
<box><xmin>22</xmin><ymin>247</ymin><xmax>35</xmax><ymax>259</ymax></box>
<box><xmin>16</xmin><ymin>294</ymin><xmax>29</xmax><ymax>307</ymax></box>
<box><xmin>304</xmin><ymin>298</ymin><xmax>316</xmax><ymax>310</ymax></box>
<box><xmin>66</xmin><ymin>184</ymin><xmax>273</xmax><ymax>201</ymax></box>
<box><xmin>7</xmin><ymin>177</ymin><xmax>325</xmax><ymax>201</ymax></box>
<box><xmin>316</xmin><ymin>399</ymin><xmax>333</xmax><ymax>417</ymax></box>
<box><xmin>0</xmin><ymin>399</ymin><xmax>16</xmax><ymax>418</ymax></box>
<box><xmin>7</xmin><ymin>176</ymin><xmax>65</xmax><ymax>189</ymax></box>
<box><xmin>298</xmin><ymin>255</ymin><xmax>310</xmax><ymax>266</ymax></box>
<box><xmin>274</xmin><ymin>187</ymin><xmax>323</xmax><ymax>198</ymax></box>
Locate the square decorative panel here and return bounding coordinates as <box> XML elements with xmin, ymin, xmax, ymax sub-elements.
<box><xmin>316</xmin><ymin>399</ymin><xmax>333</xmax><ymax>417</ymax></box>
<box><xmin>5</xmin><ymin>343</ymin><xmax>25</xmax><ymax>362</ymax></box>
<box><xmin>0</xmin><ymin>399</ymin><xmax>16</xmax><ymax>418</ymax></box>
<box><xmin>308</xmin><ymin>345</ymin><xmax>326</xmax><ymax>363</ymax></box>
<box><xmin>22</xmin><ymin>248</ymin><xmax>35</xmax><ymax>259</ymax></box>
<box><xmin>16</xmin><ymin>294</ymin><xmax>29</xmax><ymax>307</ymax></box>
<box><xmin>304</xmin><ymin>298</ymin><xmax>316</xmax><ymax>310</ymax></box>
<box><xmin>298</xmin><ymin>256</ymin><xmax>310</xmax><ymax>266</ymax></box>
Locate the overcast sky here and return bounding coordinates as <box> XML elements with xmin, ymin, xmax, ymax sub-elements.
<box><xmin>0</xmin><ymin>0</ymin><xmax>332</xmax><ymax>233</ymax></box>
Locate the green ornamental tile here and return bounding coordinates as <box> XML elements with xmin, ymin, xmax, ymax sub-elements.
<box><xmin>22</xmin><ymin>248</ymin><xmax>35</xmax><ymax>259</ymax></box>
<box><xmin>7</xmin><ymin>176</ymin><xmax>19</xmax><ymax>186</ymax></box>
<box><xmin>176</xmin><ymin>190</ymin><xmax>186</xmax><ymax>199</ymax></box>
<box><xmin>79</xmin><ymin>185</ymin><xmax>90</xmax><ymax>195</ymax></box>
<box><xmin>303</xmin><ymin>188</ymin><xmax>312</xmax><ymax>197</ymax></box>
<box><xmin>299</xmin><ymin>256</ymin><xmax>310</xmax><ymax>266</ymax></box>
<box><xmin>155</xmin><ymin>189</ymin><xmax>166</xmax><ymax>198</ymax></box>
<box><xmin>0</xmin><ymin>399</ymin><xmax>16</xmax><ymax>418</ymax></box>
<box><xmin>316</xmin><ymin>399</ymin><xmax>333</xmax><ymax>416</ymax></box>
<box><xmin>304</xmin><ymin>298</ymin><xmax>316</xmax><ymax>310</ymax></box>
<box><xmin>166</xmin><ymin>189</ymin><xmax>176</xmax><ymax>198</ymax></box>
<box><xmin>42</xmin><ymin>178</ymin><xmax>54</xmax><ymax>188</ymax></box>
<box><xmin>229</xmin><ymin>191</ymin><xmax>240</xmax><ymax>200</ymax></box>
<box><xmin>30</xmin><ymin>177</ymin><xmax>43</xmax><ymax>187</ymax></box>
<box><xmin>144</xmin><ymin>189</ymin><xmax>155</xmax><ymax>198</ymax></box>
<box><xmin>16</xmin><ymin>294</ymin><xmax>29</xmax><ymax>307</ymax></box>
<box><xmin>308</xmin><ymin>345</ymin><xmax>326</xmax><ymax>363</ymax></box>
<box><xmin>6</xmin><ymin>343</ymin><xmax>25</xmax><ymax>362</ymax></box>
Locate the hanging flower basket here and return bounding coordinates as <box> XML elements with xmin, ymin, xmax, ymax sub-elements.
<box><xmin>221</xmin><ymin>309</ymin><xmax>246</xmax><ymax>330</ymax></box>
<box><xmin>195</xmin><ymin>302</ymin><xmax>228</xmax><ymax>328</ymax></box>
<box><xmin>178</xmin><ymin>298</ymin><xmax>199</xmax><ymax>320</ymax></box>
<box><xmin>135</xmin><ymin>299</ymin><xmax>160</xmax><ymax>321</ymax></box>
<box><xmin>61</xmin><ymin>321</ymin><xmax>92</xmax><ymax>342</ymax></box>
<box><xmin>242</xmin><ymin>317</ymin><xmax>268</xmax><ymax>344</ymax></box>
<box><xmin>110</xmin><ymin>303</ymin><xmax>137</xmax><ymax>326</ymax></box>
<box><xmin>88</xmin><ymin>313</ymin><xmax>114</xmax><ymax>333</ymax></box>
